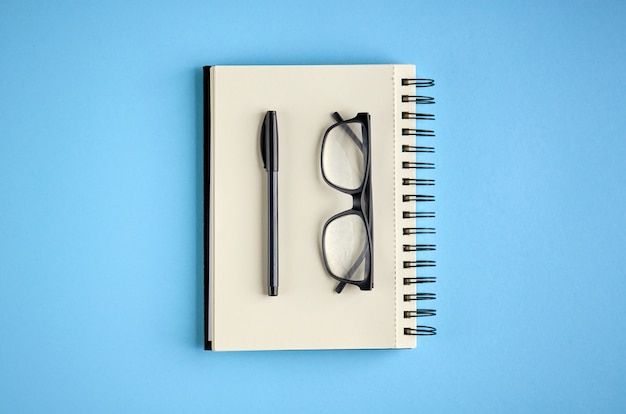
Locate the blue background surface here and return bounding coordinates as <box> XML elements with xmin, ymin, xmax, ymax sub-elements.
<box><xmin>2</xmin><ymin>0</ymin><xmax>626</xmax><ymax>412</ymax></box>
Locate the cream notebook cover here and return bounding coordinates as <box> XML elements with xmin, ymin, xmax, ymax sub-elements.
<box><xmin>203</xmin><ymin>64</ymin><xmax>436</xmax><ymax>351</ymax></box>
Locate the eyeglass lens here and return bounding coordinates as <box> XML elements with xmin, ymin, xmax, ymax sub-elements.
<box><xmin>323</xmin><ymin>213</ymin><xmax>370</xmax><ymax>283</ymax></box>
<box><xmin>321</xmin><ymin>121</ymin><xmax>367</xmax><ymax>191</ymax></box>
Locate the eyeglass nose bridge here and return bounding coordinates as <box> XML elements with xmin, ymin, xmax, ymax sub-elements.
<box><xmin>351</xmin><ymin>192</ymin><xmax>363</xmax><ymax>212</ymax></box>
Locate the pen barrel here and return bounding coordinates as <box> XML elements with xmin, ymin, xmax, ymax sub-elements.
<box><xmin>268</xmin><ymin>171</ymin><xmax>279</xmax><ymax>296</ymax></box>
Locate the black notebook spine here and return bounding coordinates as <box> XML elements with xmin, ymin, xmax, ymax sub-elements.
<box><xmin>401</xmin><ymin>77</ymin><xmax>436</xmax><ymax>337</ymax></box>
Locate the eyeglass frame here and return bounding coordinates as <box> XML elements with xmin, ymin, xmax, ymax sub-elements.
<box><xmin>320</xmin><ymin>112</ymin><xmax>374</xmax><ymax>293</ymax></box>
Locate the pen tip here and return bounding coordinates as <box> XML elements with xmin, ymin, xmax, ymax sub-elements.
<box><xmin>268</xmin><ymin>286</ymin><xmax>278</xmax><ymax>296</ymax></box>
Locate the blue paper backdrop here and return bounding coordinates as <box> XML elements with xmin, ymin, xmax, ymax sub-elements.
<box><xmin>2</xmin><ymin>1</ymin><xmax>626</xmax><ymax>412</ymax></box>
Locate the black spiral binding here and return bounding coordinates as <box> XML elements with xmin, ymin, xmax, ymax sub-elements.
<box><xmin>402</xmin><ymin>77</ymin><xmax>436</xmax><ymax>337</ymax></box>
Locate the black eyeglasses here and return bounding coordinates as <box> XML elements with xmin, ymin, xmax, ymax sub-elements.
<box><xmin>320</xmin><ymin>112</ymin><xmax>373</xmax><ymax>293</ymax></box>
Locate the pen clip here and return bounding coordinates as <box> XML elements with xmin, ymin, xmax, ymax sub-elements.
<box><xmin>260</xmin><ymin>114</ymin><xmax>268</xmax><ymax>170</ymax></box>
<box><xmin>260</xmin><ymin>111</ymin><xmax>278</xmax><ymax>172</ymax></box>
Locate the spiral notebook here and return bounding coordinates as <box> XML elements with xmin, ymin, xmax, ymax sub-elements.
<box><xmin>203</xmin><ymin>64</ymin><xmax>436</xmax><ymax>351</ymax></box>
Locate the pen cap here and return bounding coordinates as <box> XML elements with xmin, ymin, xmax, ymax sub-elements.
<box><xmin>262</xmin><ymin>111</ymin><xmax>279</xmax><ymax>172</ymax></box>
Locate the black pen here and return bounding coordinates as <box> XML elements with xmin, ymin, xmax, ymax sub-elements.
<box><xmin>260</xmin><ymin>111</ymin><xmax>279</xmax><ymax>296</ymax></box>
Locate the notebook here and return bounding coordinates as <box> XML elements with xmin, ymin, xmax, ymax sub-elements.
<box><xmin>203</xmin><ymin>64</ymin><xmax>436</xmax><ymax>351</ymax></box>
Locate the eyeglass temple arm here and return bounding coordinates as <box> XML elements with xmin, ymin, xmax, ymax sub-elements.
<box><xmin>335</xmin><ymin>242</ymin><xmax>370</xmax><ymax>294</ymax></box>
<box><xmin>332</xmin><ymin>112</ymin><xmax>364</xmax><ymax>151</ymax></box>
